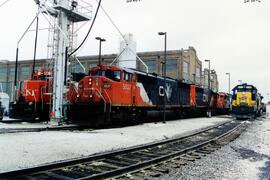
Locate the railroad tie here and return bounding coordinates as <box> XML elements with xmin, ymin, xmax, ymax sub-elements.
<box><xmin>196</xmin><ymin>149</ymin><xmax>213</xmax><ymax>154</ymax></box>
<box><xmin>179</xmin><ymin>155</ymin><xmax>196</xmax><ymax>161</ymax></box>
<box><xmin>102</xmin><ymin>158</ymin><xmax>133</xmax><ymax>167</ymax></box>
<box><xmin>191</xmin><ymin>151</ymin><xmax>207</xmax><ymax>156</ymax></box>
<box><xmin>188</xmin><ymin>152</ymin><xmax>203</xmax><ymax>158</ymax></box>
<box><xmin>78</xmin><ymin>164</ymin><xmax>105</xmax><ymax>174</ymax></box>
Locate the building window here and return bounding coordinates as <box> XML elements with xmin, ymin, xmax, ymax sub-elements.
<box><xmin>140</xmin><ymin>59</ymin><xmax>156</xmax><ymax>73</ymax></box>
<box><xmin>182</xmin><ymin>61</ymin><xmax>189</xmax><ymax>81</ymax></box>
<box><xmin>9</xmin><ymin>68</ymin><xmax>15</xmax><ymax>79</ymax></box>
<box><xmin>166</xmin><ymin>59</ymin><xmax>177</xmax><ymax>73</ymax></box>
<box><xmin>35</xmin><ymin>64</ymin><xmax>43</xmax><ymax>70</ymax></box>
<box><xmin>20</xmin><ymin>66</ymin><xmax>30</xmax><ymax>79</ymax></box>
<box><xmin>88</xmin><ymin>63</ymin><xmax>96</xmax><ymax>69</ymax></box>
<box><xmin>70</xmin><ymin>63</ymin><xmax>85</xmax><ymax>73</ymax></box>
<box><xmin>195</xmin><ymin>67</ymin><xmax>200</xmax><ymax>84</ymax></box>
<box><xmin>0</xmin><ymin>67</ymin><xmax>7</xmax><ymax>81</ymax></box>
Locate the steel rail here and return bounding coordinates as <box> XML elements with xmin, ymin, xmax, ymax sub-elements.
<box><xmin>102</xmin><ymin>122</ymin><xmax>246</xmax><ymax>179</ymax></box>
<box><xmin>0</xmin><ymin>120</ymin><xmax>244</xmax><ymax>179</ymax></box>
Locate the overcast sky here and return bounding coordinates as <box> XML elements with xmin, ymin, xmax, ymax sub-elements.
<box><xmin>0</xmin><ymin>0</ymin><xmax>269</xmax><ymax>102</ymax></box>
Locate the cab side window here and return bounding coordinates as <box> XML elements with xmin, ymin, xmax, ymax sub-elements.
<box><xmin>113</xmin><ymin>71</ymin><xmax>121</xmax><ymax>82</ymax></box>
<box><xmin>123</xmin><ymin>72</ymin><xmax>131</xmax><ymax>82</ymax></box>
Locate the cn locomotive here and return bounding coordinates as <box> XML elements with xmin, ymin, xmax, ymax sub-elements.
<box><xmin>68</xmin><ymin>65</ymin><xmax>229</xmax><ymax>126</ymax></box>
<box><xmin>231</xmin><ymin>83</ymin><xmax>263</xmax><ymax>119</ymax></box>
<box><xmin>9</xmin><ymin>68</ymin><xmax>52</xmax><ymax>121</ymax></box>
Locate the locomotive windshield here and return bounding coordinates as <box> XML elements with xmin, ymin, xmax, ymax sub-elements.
<box><xmin>90</xmin><ymin>69</ymin><xmax>121</xmax><ymax>82</ymax></box>
<box><xmin>235</xmin><ymin>85</ymin><xmax>256</xmax><ymax>93</ymax></box>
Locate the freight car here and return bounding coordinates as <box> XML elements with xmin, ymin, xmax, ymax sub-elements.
<box><xmin>68</xmin><ymin>65</ymin><xmax>227</xmax><ymax>127</ymax></box>
<box><xmin>231</xmin><ymin>83</ymin><xmax>263</xmax><ymax>119</ymax></box>
<box><xmin>9</xmin><ymin>68</ymin><xmax>52</xmax><ymax>121</ymax></box>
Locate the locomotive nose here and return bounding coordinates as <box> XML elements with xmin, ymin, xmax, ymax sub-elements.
<box><xmin>78</xmin><ymin>77</ymin><xmax>104</xmax><ymax>103</ymax></box>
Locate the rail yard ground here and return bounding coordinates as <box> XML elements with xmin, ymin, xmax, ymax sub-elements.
<box><xmin>159</xmin><ymin>106</ymin><xmax>270</xmax><ymax>179</ymax></box>
<box><xmin>0</xmin><ymin>107</ymin><xmax>269</xmax><ymax>179</ymax></box>
<box><xmin>0</xmin><ymin>116</ymin><xmax>230</xmax><ymax>173</ymax></box>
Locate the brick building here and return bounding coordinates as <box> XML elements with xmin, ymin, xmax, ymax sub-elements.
<box><xmin>0</xmin><ymin>47</ymin><xmax>219</xmax><ymax>97</ymax></box>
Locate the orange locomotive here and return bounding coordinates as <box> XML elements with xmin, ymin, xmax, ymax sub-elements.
<box><xmin>9</xmin><ymin>68</ymin><xmax>52</xmax><ymax>121</ymax></box>
<box><xmin>217</xmin><ymin>92</ymin><xmax>230</xmax><ymax>113</ymax></box>
<box><xmin>67</xmin><ymin>65</ymin><xmax>230</xmax><ymax>127</ymax></box>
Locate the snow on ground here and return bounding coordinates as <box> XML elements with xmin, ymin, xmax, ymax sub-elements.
<box><xmin>158</xmin><ymin>115</ymin><xmax>270</xmax><ymax>180</ymax></box>
<box><xmin>0</xmin><ymin>116</ymin><xmax>230</xmax><ymax>173</ymax></box>
<box><xmin>0</xmin><ymin>118</ymin><xmax>49</xmax><ymax>129</ymax></box>
<box><xmin>0</xmin><ymin>116</ymin><xmax>74</xmax><ymax>129</ymax></box>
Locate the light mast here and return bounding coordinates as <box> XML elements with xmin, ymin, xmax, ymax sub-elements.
<box><xmin>45</xmin><ymin>0</ymin><xmax>91</xmax><ymax>124</ymax></box>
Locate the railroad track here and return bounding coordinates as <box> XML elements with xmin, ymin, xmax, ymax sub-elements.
<box><xmin>0</xmin><ymin>120</ymin><xmax>248</xmax><ymax>179</ymax></box>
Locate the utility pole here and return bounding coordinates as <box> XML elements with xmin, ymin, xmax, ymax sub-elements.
<box><xmin>95</xmin><ymin>37</ymin><xmax>106</xmax><ymax>65</ymax></box>
<box><xmin>158</xmin><ymin>32</ymin><xmax>167</xmax><ymax>123</ymax></box>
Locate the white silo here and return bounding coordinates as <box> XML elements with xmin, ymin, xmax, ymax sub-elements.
<box><xmin>118</xmin><ymin>33</ymin><xmax>137</xmax><ymax>69</ymax></box>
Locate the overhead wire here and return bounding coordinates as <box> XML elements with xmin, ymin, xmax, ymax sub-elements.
<box><xmin>68</xmin><ymin>0</ymin><xmax>102</xmax><ymax>57</ymax></box>
<box><xmin>0</xmin><ymin>0</ymin><xmax>11</xmax><ymax>9</ymax></box>
<box><xmin>96</xmin><ymin>0</ymin><xmax>128</xmax><ymax>45</ymax></box>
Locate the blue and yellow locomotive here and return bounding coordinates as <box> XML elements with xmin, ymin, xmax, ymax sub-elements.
<box><xmin>231</xmin><ymin>83</ymin><xmax>263</xmax><ymax>119</ymax></box>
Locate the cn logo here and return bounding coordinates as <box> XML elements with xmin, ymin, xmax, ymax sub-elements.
<box><xmin>165</xmin><ymin>84</ymin><xmax>172</xmax><ymax>102</ymax></box>
<box><xmin>25</xmin><ymin>89</ymin><xmax>34</xmax><ymax>97</ymax></box>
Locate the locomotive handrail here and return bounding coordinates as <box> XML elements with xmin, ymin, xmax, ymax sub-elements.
<box><xmin>88</xmin><ymin>87</ymin><xmax>109</xmax><ymax>113</ymax></box>
<box><xmin>41</xmin><ymin>86</ymin><xmax>45</xmax><ymax>109</ymax></box>
<box><xmin>103</xmin><ymin>89</ymin><xmax>112</xmax><ymax>112</ymax></box>
<box><xmin>32</xmin><ymin>90</ymin><xmax>37</xmax><ymax>112</ymax></box>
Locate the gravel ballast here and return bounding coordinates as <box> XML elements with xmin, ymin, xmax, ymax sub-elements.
<box><xmin>158</xmin><ymin>116</ymin><xmax>270</xmax><ymax>179</ymax></box>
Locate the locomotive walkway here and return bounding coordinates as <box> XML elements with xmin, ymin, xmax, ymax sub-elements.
<box><xmin>0</xmin><ymin>120</ymin><xmax>248</xmax><ymax>179</ymax></box>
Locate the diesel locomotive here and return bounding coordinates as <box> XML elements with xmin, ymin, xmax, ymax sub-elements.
<box><xmin>231</xmin><ymin>83</ymin><xmax>263</xmax><ymax>119</ymax></box>
<box><xmin>67</xmin><ymin>65</ymin><xmax>229</xmax><ymax>126</ymax></box>
<box><xmin>9</xmin><ymin>68</ymin><xmax>52</xmax><ymax>121</ymax></box>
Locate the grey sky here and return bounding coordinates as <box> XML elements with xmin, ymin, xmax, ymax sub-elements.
<box><xmin>0</xmin><ymin>0</ymin><xmax>269</xmax><ymax>101</ymax></box>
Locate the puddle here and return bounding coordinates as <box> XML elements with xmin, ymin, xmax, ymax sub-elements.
<box><xmin>231</xmin><ymin>147</ymin><xmax>270</xmax><ymax>179</ymax></box>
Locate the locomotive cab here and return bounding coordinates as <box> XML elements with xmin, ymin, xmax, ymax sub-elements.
<box><xmin>232</xmin><ymin>83</ymin><xmax>261</xmax><ymax>119</ymax></box>
<box><xmin>9</xmin><ymin>68</ymin><xmax>52</xmax><ymax>121</ymax></box>
<box><xmin>68</xmin><ymin>65</ymin><xmax>141</xmax><ymax>126</ymax></box>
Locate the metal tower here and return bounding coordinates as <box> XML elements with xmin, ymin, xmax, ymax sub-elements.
<box><xmin>42</xmin><ymin>0</ymin><xmax>91</xmax><ymax>124</ymax></box>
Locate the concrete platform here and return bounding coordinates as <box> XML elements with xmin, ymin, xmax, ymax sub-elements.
<box><xmin>0</xmin><ymin>116</ymin><xmax>231</xmax><ymax>173</ymax></box>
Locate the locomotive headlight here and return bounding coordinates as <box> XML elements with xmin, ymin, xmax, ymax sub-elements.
<box><xmin>29</xmin><ymin>102</ymin><xmax>33</xmax><ymax>105</ymax></box>
<box><xmin>89</xmin><ymin>95</ymin><xmax>93</xmax><ymax>98</ymax></box>
<box><xmin>89</xmin><ymin>78</ymin><xmax>92</xmax><ymax>85</ymax></box>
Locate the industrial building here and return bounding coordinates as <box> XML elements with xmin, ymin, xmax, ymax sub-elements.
<box><xmin>0</xmin><ymin>46</ymin><xmax>219</xmax><ymax>98</ymax></box>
